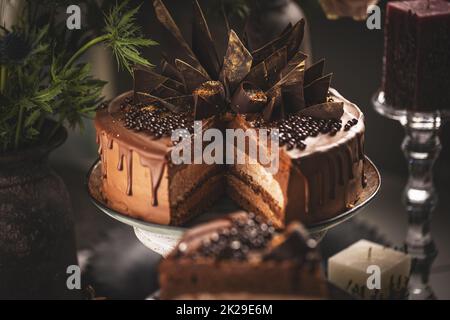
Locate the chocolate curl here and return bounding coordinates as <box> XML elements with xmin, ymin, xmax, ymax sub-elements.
<box><xmin>299</xmin><ymin>102</ymin><xmax>344</xmax><ymax>120</ymax></box>
<box><xmin>175</xmin><ymin>59</ymin><xmax>210</xmax><ymax>93</ymax></box>
<box><xmin>192</xmin><ymin>0</ymin><xmax>220</xmax><ymax>79</ymax></box>
<box><xmin>153</xmin><ymin>0</ymin><xmax>209</xmax><ymax>78</ymax></box>
<box><xmin>304</xmin><ymin>73</ymin><xmax>332</xmax><ymax>107</ymax></box>
<box><xmin>193</xmin><ymin>81</ymin><xmax>226</xmax><ymax>120</ymax></box>
<box><xmin>135</xmin><ymin>92</ymin><xmax>188</xmax><ymax>113</ymax></box>
<box><xmin>231</xmin><ymin>82</ymin><xmax>268</xmax><ymax>114</ymax></box>
<box><xmin>252</xmin><ymin>19</ymin><xmax>305</xmax><ymax>65</ymax></box>
<box><xmin>220</xmin><ymin>30</ymin><xmax>253</xmax><ymax>95</ymax></box>
<box><xmin>304</xmin><ymin>59</ymin><xmax>325</xmax><ymax>86</ymax></box>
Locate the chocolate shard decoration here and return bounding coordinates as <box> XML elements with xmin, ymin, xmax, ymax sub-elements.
<box><xmin>265</xmin><ymin>46</ymin><xmax>288</xmax><ymax>88</ymax></box>
<box><xmin>281</xmin><ymin>57</ymin><xmax>306</xmax><ymax>113</ymax></box>
<box><xmin>244</xmin><ymin>62</ymin><xmax>269</xmax><ymax>91</ymax></box>
<box><xmin>133</xmin><ymin>65</ymin><xmax>185</xmax><ymax>101</ymax></box>
<box><xmin>263</xmin><ymin>90</ymin><xmax>285</xmax><ymax>122</ymax></box>
<box><xmin>164</xmin><ymin>95</ymin><xmax>193</xmax><ymax>110</ymax></box>
<box><xmin>192</xmin><ymin>0</ymin><xmax>220</xmax><ymax>79</ymax></box>
<box><xmin>304</xmin><ymin>59</ymin><xmax>325</xmax><ymax>86</ymax></box>
<box><xmin>161</xmin><ymin>57</ymin><xmax>184</xmax><ymax>84</ymax></box>
<box><xmin>175</xmin><ymin>59</ymin><xmax>210</xmax><ymax>93</ymax></box>
<box><xmin>133</xmin><ymin>65</ymin><xmax>167</xmax><ymax>98</ymax></box>
<box><xmin>280</xmin><ymin>22</ymin><xmax>293</xmax><ymax>37</ymax></box>
<box><xmin>135</xmin><ymin>92</ymin><xmax>188</xmax><ymax>113</ymax></box>
<box><xmin>245</xmin><ymin>46</ymin><xmax>289</xmax><ymax>91</ymax></box>
<box><xmin>220</xmin><ymin>30</ymin><xmax>253</xmax><ymax>95</ymax></box>
<box><xmin>252</xmin><ymin>19</ymin><xmax>305</xmax><ymax>65</ymax></box>
<box><xmin>163</xmin><ymin>77</ymin><xmax>186</xmax><ymax>93</ymax></box>
<box><xmin>151</xmin><ymin>84</ymin><xmax>184</xmax><ymax>99</ymax></box>
<box><xmin>263</xmin><ymin>223</ymin><xmax>316</xmax><ymax>261</ymax></box>
<box><xmin>299</xmin><ymin>102</ymin><xmax>344</xmax><ymax>120</ymax></box>
<box><xmin>231</xmin><ymin>82</ymin><xmax>268</xmax><ymax>114</ymax></box>
<box><xmin>285</xmin><ymin>19</ymin><xmax>305</xmax><ymax>61</ymax></box>
<box><xmin>266</xmin><ymin>58</ymin><xmax>305</xmax><ymax>98</ymax></box>
<box><xmin>193</xmin><ymin>81</ymin><xmax>226</xmax><ymax>120</ymax></box>
<box><xmin>153</xmin><ymin>0</ymin><xmax>208</xmax><ymax>77</ymax></box>
<box><xmin>304</xmin><ymin>73</ymin><xmax>332</xmax><ymax>107</ymax></box>
<box><xmin>263</xmin><ymin>97</ymin><xmax>276</xmax><ymax>122</ymax></box>
<box><xmin>281</xmin><ymin>51</ymin><xmax>308</xmax><ymax>78</ymax></box>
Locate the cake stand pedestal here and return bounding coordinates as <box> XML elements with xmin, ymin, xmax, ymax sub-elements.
<box><xmin>372</xmin><ymin>90</ymin><xmax>448</xmax><ymax>300</ymax></box>
<box><xmin>87</xmin><ymin>157</ymin><xmax>380</xmax><ymax>257</ymax></box>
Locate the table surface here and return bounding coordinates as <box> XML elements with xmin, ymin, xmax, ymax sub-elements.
<box><xmin>54</xmin><ymin>156</ymin><xmax>450</xmax><ymax>299</ymax></box>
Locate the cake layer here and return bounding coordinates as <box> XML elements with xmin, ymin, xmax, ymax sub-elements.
<box><xmin>159</xmin><ymin>260</ymin><xmax>326</xmax><ymax>299</ymax></box>
<box><xmin>171</xmin><ymin>173</ymin><xmax>225</xmax><ymax>225</ymax></box>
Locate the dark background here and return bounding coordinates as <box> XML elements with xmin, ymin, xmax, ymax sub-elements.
<box><xmin>50</xmin><ymin>0</ymin><xmax>450</xmax><ymax>299</ymax></box>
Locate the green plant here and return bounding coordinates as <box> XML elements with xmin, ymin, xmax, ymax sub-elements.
<box><xmin>0</xmin><ymin>0</ymin><xmax>156</xmax><ymax>152</ymax></box>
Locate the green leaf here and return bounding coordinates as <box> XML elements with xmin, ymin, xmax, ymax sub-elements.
<box><xmin>24</xmin><ymin>109</ymin><xmax>41</xmax><ymax>127</ymax></box>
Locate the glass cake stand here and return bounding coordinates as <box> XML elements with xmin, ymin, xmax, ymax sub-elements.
<box><xmin>372</xmin><ymin>89</ymin><xmax>450</xmax><ymax>300</ymax></box>
<box><xmin>87</xmin><ymin>157</ymin><xmax>380</xmax><ymax>257</ymax></box>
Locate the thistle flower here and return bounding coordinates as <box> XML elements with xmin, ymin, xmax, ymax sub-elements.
<box><xmin>0</xmin><ymin>32</ymin><xmax>31</xmax><ymax>64</ymax></box>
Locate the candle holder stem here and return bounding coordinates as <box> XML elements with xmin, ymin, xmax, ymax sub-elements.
<box><xmin>402</xmin><ymin>111</ymin><xmax>441</xmax><ymax>300</ymax></box>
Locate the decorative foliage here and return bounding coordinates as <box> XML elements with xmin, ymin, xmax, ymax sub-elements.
<box><xmin>0</xmin><ymin>0</ymin><xmax>156</xmax><ymax>152</ymax></box>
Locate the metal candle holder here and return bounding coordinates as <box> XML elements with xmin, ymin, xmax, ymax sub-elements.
<box><xmin>372</xmin><ymin>89</ymin><xmax>448</xmax><ymax>300</ymax></box>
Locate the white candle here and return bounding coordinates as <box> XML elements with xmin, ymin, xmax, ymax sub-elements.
<box><xmin>328</xmin><ymin>240</ymin><xmax>411</xmax><ymax>299</ymax></box>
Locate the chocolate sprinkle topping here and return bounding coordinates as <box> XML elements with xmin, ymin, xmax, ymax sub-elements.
<box><xmin>251</xmin><ymin>113</ymin><xmax>347</xmax><ymax>150</ymax></box>
<box><xmin>180</xmin><ymin>213</ymin><xmax>275</xmax><ymax>261</ymax></box>
<box><xmin>121</xmin><ymin>97</ymin><xmax>193</xmax><ymax>139</ymax></box>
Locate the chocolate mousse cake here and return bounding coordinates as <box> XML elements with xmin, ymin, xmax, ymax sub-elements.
<box><xmin>159</xmin><ymin>213</ymin><xmax>328</xmax><ymax>300</ymax></box>
<box><xmin>94</xmin><ymin>0</ymin><xmax>366</xmax><ymax>227</ymax></box>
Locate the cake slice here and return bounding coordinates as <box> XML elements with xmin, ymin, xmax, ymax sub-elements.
<box><xmin>159</xmin><ymin>213</ymin><xmax>328</xmax><ymax>299</ymax></box>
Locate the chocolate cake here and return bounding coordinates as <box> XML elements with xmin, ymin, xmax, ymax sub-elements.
<box><xmin>95</xmin><ymin>0</ymin><xmax>366</xmax><ymax>228</ymax></box>
<box><xmin>159</xmin><ymin>213</ymin><xmax>328</xmax><ymax>299</ymax></box>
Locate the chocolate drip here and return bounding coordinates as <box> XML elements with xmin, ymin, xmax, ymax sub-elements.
<box><xmin>107</xmin><ymin>138</ymin><xmax>114</xmax><ymax>150</ymax></box>
<box><xmin>344</xmin><ymin>145</ymin><xmax>354</xmax><ymax>180</ymax></box>
<box><xmin>118</xmin><ymin>146</ymin><xmax>133</xmax><ymax>196</ymax></box>
<box><xmin>326</xmin><ymin>155</ymin><xmax>337</xmax><ymax>199</ymax></box>
<box><xmin>140</xmin><ymin>157</ymin><xmax>167</xmax><ymax>206</ymax></box>
<box><xmin>98</xmin><ymin>133</ymin><xmax>107</xmax><ymax>178</ymax></box>
<box><xmin>336</xmin><ymin>152</ymin><xmax>345</xmax><ymax>185</ymax></box>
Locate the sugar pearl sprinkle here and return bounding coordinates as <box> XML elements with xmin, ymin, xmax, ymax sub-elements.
<box><xmin>121</xmin><ymin>98</ymin><xmax>194</xmax><ymax>139</ymax></box>
<box><xmin>251</xmin><ymin>114</ymin><xmax>358</xmax><ymax>151</ymax></box>
<box><xmin>178</xmin><ymin>213</ymin><xmax>275</xmax><ymax>261</ymax></box>
<box><xmin>120</xmin><ymin>98</ymin><xmax>358</xmax><ymax>150</ymax></box>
